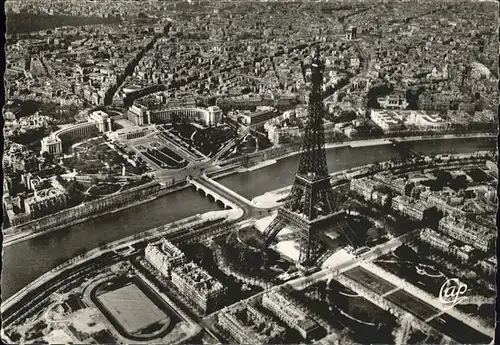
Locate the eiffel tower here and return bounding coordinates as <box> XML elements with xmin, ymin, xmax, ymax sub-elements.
<box><xmin>263</xmin><ymin>48</ymin><xmax>344</xmax><ymax>267</ymax></box>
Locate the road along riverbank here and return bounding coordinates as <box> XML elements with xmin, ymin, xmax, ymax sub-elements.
<box><xmin>3</xmin><ymin>181</ymin><xmax>190</xmax><ymax>247</ymax></box>
<box><xmin>217</xmin><ymin>135</ymin><xmax>496</xmax><ymax>200</ymax></box>
<box><xmin>1</xmin><ymin>187</ymin><xmax>220</xmax><ymax>299</ymax></box>
<box><xmin>1</xmin><ymin>135</ymin><xmax>496</xmax><ymax>300</ymax></box>
<box><xmin>1</xmin><ymin>209</ymin><xmax>240</xmax><ymax>325</ymax></box>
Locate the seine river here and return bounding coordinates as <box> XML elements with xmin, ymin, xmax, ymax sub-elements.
<box><xmin>218</xmin><ymin>137</ymin><xmax>497</xmax><ymax>199</ymax></box>
<box><xmin>1</xmin><ymin>137</ymin><xmax>495</xmax><ymax>299</ymax></box>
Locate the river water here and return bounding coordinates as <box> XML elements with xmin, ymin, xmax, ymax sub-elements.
<box><xmin>1</xmin><ymin>137</ymin><xmax>495</xmax><ymax>299</ymax></box>
<box><xmin>218</xmin><ymin>137</ymin><xmax>496</xmax><ymax>199</ymax></box>
<box><xmin>1</xmin><ymin>189</ymin><xmax>218</xmax><ymax>299</ymax></box>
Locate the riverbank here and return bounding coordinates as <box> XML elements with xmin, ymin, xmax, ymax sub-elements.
<box><xmin>237</xmin><ymin>159</ymin><xmax>278</xmax><ymax>172</ymax></box>
<box><xmin>3</xmin><ymin>196</ymin><xmax>156</xmax><ymax>247</ymax></box>
<box><xmin>1</xmin><ymin>208</ymin><xmax>239</xmax><ymax>318</ymax></box>
<box><xmin>251</xmin><ymin>186</ymin><xmax>290</xmax><ymax>209</ymax></box>
<box><xmin>228</xmin><ymin>133</ymin><xmax>495</xmax><ymax>176</ymax></box>
<box><xmin>5</xmin><ymin>134</ymin><xmax>459</xmax><ymax>245</ymax></box>
<box><xmin>2</xmin><ymin>135</ymin><xmax>495</xmax><ymax>301</ymax></box>
<box><xmin>5</xmin><ymin>134</ymin><xmax>491</xmax><ymax>247</ymax></box>
<box><xmin>249</xmin><ymin>149</ymin><xmax>493</xmax><ymax>209</ymax></box>
<box><xmin>3</xmin><ymin>182</ymin><xmax>190</xmax><ymax>247</ymax></box>
<box><xmin>8</xmin><ymin>133</ymin><xmax>484</xmax><ymax>249</ymax></box>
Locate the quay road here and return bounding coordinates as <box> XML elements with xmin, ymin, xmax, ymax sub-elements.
<box><xmin>1</xmin><ymin>216</ymin><xmax>239</xmax><ymax>343</ymax></box>
<box><xmin>0</xmin><ymin>216</ymin><xmax>238</xmax><ymax>330</ymax></box>
<box><xmin>154</xmin><ymin>132</ymin><xmax>496</xmax><ymax>187</ymax></box>
<box><xmin>2</xmin><ymin>135</ymin><xmax>495</xmax><ymax>333</ymax></box>
<box><xmin>6</xmin><ymin>149</ymin><xmax>415</xmax><ymax>331</ymax></box>
<box><xmin>1</xmin><ymin>251</ymin><xmax>121</xmax><ymax>327</ymax></box>
<box><xmin>182</xmin><ymin>139</ymin><xmax>493</xmax><ymax>224</ymax></box>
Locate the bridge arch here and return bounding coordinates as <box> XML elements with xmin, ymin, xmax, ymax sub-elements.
<box><xmin>188</xmin><ymin>179</ymin><xmax>239</xmax><ymax>211</ymax></box>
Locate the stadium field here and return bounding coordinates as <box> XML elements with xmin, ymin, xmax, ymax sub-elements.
<box><xmin>97</xmin><ymin>283</ymin><xmax>169</xmax><ymax>334</ymax></box>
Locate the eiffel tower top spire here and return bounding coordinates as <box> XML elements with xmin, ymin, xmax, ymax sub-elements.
<box><xmin>296</xmin><ymin>46</ymin><xmax>328</xmax><ymax>179</ymax></box>
<box><xmin>311</xmin><ymin>46</ymin><xmax>325</xmax><ymax>93</ymax></box>
<box><xmin>311</xmin><ymin>45</ymin><xmax>324</xmax><ymax>78</ymax></box>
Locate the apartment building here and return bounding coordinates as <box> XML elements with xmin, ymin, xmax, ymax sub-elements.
<box><xmin>439</xmin><ymin>216</ymin><xmax>495</xmax><ymax>252</ymax></box>
<box><xmin>145</xmin><ymin>238</ymin><xmax>187</xmax><ymax>278</ymax></box>
<box><xmin>171</xmin><ymin>261</ymin><xmax>227</xmax><ymax>314</ymax></box>
<box><xmin>391</xmin><ymin>195</ymin><xmax>435</xmax><ymax>221</ymax></box>
<box><xmin>217</xmin><ymin>304</ymin><xmax>285</xmax><ymax>344</ymax></box>
<box><xmin>262</xmin><ymin>291</ymin><xmax>320</xmax><ymax>340</ymax></box>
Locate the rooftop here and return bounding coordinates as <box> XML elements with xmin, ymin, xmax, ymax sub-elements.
<box><xmin>264</xmin><ymin>291</ymin><xmax>317</xmax><ymax>330</ymax></box>
<box><xmin>148</xmin><ymin>238</ymin><xmax>184</xmax><ymax>259</ymax></box>
<box><xmin>173</xmin><ymin>261</ymin><xmax>225</xmax><ymax>296</ymax></box>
